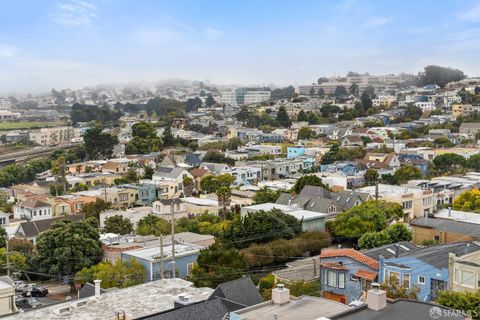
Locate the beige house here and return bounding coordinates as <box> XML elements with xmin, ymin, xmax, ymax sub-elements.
<box><xmin>29</xmin><ymin>126</ymin><xmax>81</xmax><ymax>146</ymax></box>
<box><xmin>0</xmin><ymin>279</ymin><xmax>15</xmax><ymax>316</ymax></box>
<box><xmin>448</xmin><ymin>250</ymin><xmax>480</xmax><ymax>293</ymax></box>
<box><xmin>357</xmin><ymin>184</ymin><xmax>434</xmax><ymax>222</ymax></box>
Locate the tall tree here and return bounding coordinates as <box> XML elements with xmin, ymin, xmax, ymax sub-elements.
<box><xmin>417</xmin><ymin>65</ymin><xmax>466</xmax><ymax>88</ymax></box>
<box><xmin>103</xmin><ymin>215</ymin><xmax>133</xmax><ymax>235</ymax></box>
<box><xmin>205</xmin><ymin>94</ymin><xmax>216</xmax><ymax>107</ymax></box>
<box><xmin>162</xmin><ymin>126</ymin><xmax>175</xmax><ymax>147</ymax></box>
<box><xmin>393</xmin><ymin>165</ymin><xmax>423</xmax><ymax>184</ymax></box>
<box><xmin>334</xmin><ymin>86</ymin><xmax>348</xmax><ymax>98</ymax></box>
<box><xmin>132</xmin><ymin>121</ymin><xmax>157</xmax><ymax>139</ymax></box>
<box><xmin>253</xmin><ymin>187</ymin><xmax>283</xmax><ymax>204</ymax></box>
<box><xmin>349</xmin><ymin>83</ymin><xmax>359</xmax><ymax>96</ymax></box>
<box><xmin>183</xmin><ymin>176</ymin><xmax>194</xmax><ymax>197</ymax></box>
<box><xmin>136</xmin><ymin>214</ymin><xmax>171</xmax><ymax>236</ymax></box>
<box><xmin>293</xmin><ymin>175</ymin><xmax>326</xmax><ymax>194</ymax></box>
<box><xmin>276</xmin><ymin>106</ymin><xmax>291</xmax><ymax>128</ymax></box>
<box><xmin>83</xmin><ymin>125</ymin><xmax>119</xmax><ymax>160</ymax></box>
<box><xmin>216</xmin><ymin>186</ymin><xmax>232</xmax><ymax>210</ymax></box>
<box><xmin>364</xmin><ymin>168</ymin><xmax>379</xmax><ymax>186</ymax></box>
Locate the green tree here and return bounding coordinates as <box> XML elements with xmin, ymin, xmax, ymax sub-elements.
<box><xmin>417</xmin><ymin>65</ymin><xmax>465</xmax><ymax>88</ymax></box>
<box><xmin>293</xmin><ymin>175</ymin><xmax>327</xmax><ymax>194</ymax></box>
<box><xmin>253</xmin><ymin>187</ymin><xmax>283</xmax><ymax>204</ymax></box>
<box><xmin>298</xmin><ymin>127</ymin><xmax>316</xmax><ymax>140</ymax></box>
<box><xmin>330</xmin><ymin>201</ymin><xmax>403</xmax><ymax>239</ymax></box>
<box><xmin>361</xmin><ymin>91</ymin><xmax>373</xmax><ymax>110</ymax></box>
<box><xmin>297</xmin><ymin>110</ymin><xmax>308</xmax><ymax>122</ymax></box>
<box><xmin>216</xmin><ymin>186</ymin><xmax>232</xmax><ymax>210</ymax></box>
<box><xmin>433</xmin><ymin>153</ymin><xmax>466</xmax><ymax>174</ymax></box>
<box><xmin>8</xmin><ymin>238</ymin><xmax>34</xmax><ymax>257</ymax></box>
<box><xmin>433</xmin><ymin>137</ymin><xmax>453</xmax><ymax>148</ymax></box>
<box><xmin>0</xmin><ymin>248</ymin><xmax>27</xmax><ymax>275</ymax></box>
<box><xmin>205</xmin><ymin>94</ymin><xmax>216</xmax><ymax>107</ymax></box>
<box><xmin>82</xmin><ymin>198</ymin><xmax>111</xmax><ymax>219</ymax></box>
<box><xmin>466</xmin><ymin>154</ymin><xmax>480</xmax><ymax>171</ymax></box>
<box><xmin>453</xmin><ymin>189</ymin><xmax>480</xmax><ymax>212</ymax></box>
<box><xmin>189</xmin><ymin>241</ymin><xmax>246</xmax><ymax>288</ymax></box>
<box><xmin>83</xmin><ymin>125</ymin><xmax>119</xmax><ymax>160</ymax></box>
<box><xmin>183</xmin><ymin>176</ymin><xmax>194</xmax><ymax>197</ymax></box>
<box><xmin>200</xmin><ymin>174</ymin><xmax>235</xmax><ymax>193</ymax></box>
<box><xmin>364</xmin><ymin>168</ymin><xmax>379</xmax><ymax>186</ymax></box>
<box><xmin>349</xmin><ymin>83</ymin><xmax>359</xmax><ymax>96</ymax></box>
<box><xmin>276</xmin><ymin>106</ymin><xmax>292</xmax><ymax>128</ymax></box>
<box><xmin>358</xmin><ymin>223</ymin><xmax>412</xmax><ymax>249</ymax></box>
<box><xmin>103</xmin><ymin>215</ymin><xmax>133</xmax><ymax>235</ymax></box>
<box><xmin>162</xmin><ymin>126</ymin><xmax>175</xmax><ymax>147</ymax></box>
<box><xmin>393</xmin><ymin>165</ymin><xmax>423</xmax><ymax>184</ymax></box>
<box><xmin>185</xmin><ymin>97</ymin><xmax>203</xmax><ymax>113</ymax></box>
<box><xmin>309</xmin><ymin>87</ymin><xmax>315</xmax><ymax>97</ymax></box>
<box><xmin>0</xmin><ymin>227</ymin><xmax>7</xmax><ymax>248</ymax></box>
<box><xmin>35</xmin><ymin>220</ymin><xmax>103</xmax><ymax>281</ymax></box>
<box><xmin>136</xmin><ymin>214</ymin><xmax>171</xmax><ymax>236</ymax></box>
<box><xmin>132</xmin><ymin>121</ymin><xmax>157</xmax><ymax>139</ymax></box>
<box><xmin>226</xmin><ymin>137</ymin><xmax>243</xmax><ymax>151</ymax></box>
<box><xmin>436</xmin><ymin>290</ymin><xmax>480</xmax><ymax>319</ymax></box>
<box><xmin>334</xmin><ymin>86</ymin><xmax>348</xmax><ymax>99</ymax></box>
<box><xmin>75</xmin><ymin>259</ymin><xmax>146</xmax><ymax>289</ymax></box>
<box><xmin>380</xmin><ymin>274</ymin><xmax>419</xmax><ymax>299</ymax></box>
<box><xmin>235</xmin><ymin>106</ymin><xmax>253</xmax><ymax>126</ymax></box>
<box><xmin>317</xmin><ymin>88</ymin><xmax>325</xmax><ymax>97</ymax></box>
<box><xmin>142</xmin><ymin>166</ymin><xmax>155</xmax><ymax>179</ymax></box>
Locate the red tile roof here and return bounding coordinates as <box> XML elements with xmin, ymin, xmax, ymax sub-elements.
<box><xmin>355</xmin><ymin>269</ymin><xmax>378</xmax><ymax>281</ymax></box>
<box><xmin>320</xmin><ymin>249</ymin><xmax>379</xmax><ymax>270</ymax></box>
<box><xmin>320</xmin><ymin>262</ymin><xmax>348</xmax><ymax>271</ymax></box>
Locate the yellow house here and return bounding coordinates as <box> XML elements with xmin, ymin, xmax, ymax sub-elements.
<box><xmin>451</xmin><ymin>104</ymin><xmax>480</xmax><ymax>118</ymax></box>
<box><xmin>448</xmin><ymin>250</ymin><xmax>480</xmax><ymax>293</ymax></box>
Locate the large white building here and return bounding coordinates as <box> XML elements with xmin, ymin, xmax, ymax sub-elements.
<box><xmin>220</xmin><ymin>88</ymin><xmax>271</xmax><ymax>106</ymax></box>
<box><xmin>29</xmin><ymin>126</ymin><xmax>82</xmax><ymax>146</ymax></box>
<box><xmin>0</xmin><ymin>98</ymin><xmax>12</xmax><ymax>111</ymax></box>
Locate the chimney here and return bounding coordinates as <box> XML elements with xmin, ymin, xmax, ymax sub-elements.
<box><xmin>366</xmin><ymin>283</ymin><xmax>387</xmax><ymax>311</ymax></box>
<box><xmin>272</xmin><ymin>284</ymin><xmax>290</xmax><ymax>305</ymax></box>
<box><xmin>94</xmin><ymin>279</ymin><xmax>101</xmax><ymax>297</ymax></box>
<box><xmin>174</xmin><ymin>294</ymin><xmax>192</xmax><ymax>308</ymax></box>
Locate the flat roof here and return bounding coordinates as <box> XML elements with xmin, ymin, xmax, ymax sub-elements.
<box><xmin>7</xmin><ymin>279</ymin><xmax>213</xmax><ymax>320</ymax></box>
<box><xmin>436</xmin><ymin>208</ymin><xmax>480</xmax><ymax>225</ymax></box>
<box><xmin>243</xmin><ymin>203</ymin><xmax>326</xmax><ymax>221</ymax></box>
<box><xmin>123</xmin><ymin>243</ymin><xmax>203</xmax><ymax>261</ymax></box>
<box><xmin>233</xmin><ymin>296</ymin><xmax>351</xmax><ymax>320</ymax></box>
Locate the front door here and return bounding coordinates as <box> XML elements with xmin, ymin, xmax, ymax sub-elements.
<box><xmin>430</xmin><ymin>279</ymin><xmax>446</xmax><ymax>300</ymax></box>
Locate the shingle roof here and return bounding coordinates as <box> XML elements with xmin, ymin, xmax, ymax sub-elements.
<box><xmin>362</xmin><ymin>241</ymin><xmax>418</xmax><ymax>260</ymax></box>
<box><xmin>411</xmin><ymin>217</ymin><xmax>480</xmax><ymax>238</ymax></box>
<box><xmin>208</xmin><ymin>276</ymin><xmax>263</xmax><ymax>307</ymax></box>
<box><xmin>17</xmin><ymin>215</ymin><xmax>83</xmax><ymax>238</ymax></box>
<box><xmin>320</xmin><ymin>249</ymin><xmax>379</xmax><ymax>270</ymax></box>
<box><xmin>18</xmin><ymin>198</ymin><xmax>51</xmax><ymax>209</ymax></box>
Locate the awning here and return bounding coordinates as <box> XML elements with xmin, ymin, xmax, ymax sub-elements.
<box><xmin>355</xmin><ymin>269</ymin><xmax>378</xmax><ymax>281</ymax></box>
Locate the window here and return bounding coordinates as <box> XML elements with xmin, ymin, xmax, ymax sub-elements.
<box><xmin>434</xmin><ymin>235</ymin><xmax>440</xmax><ymax>241</ymax></box>
<box><xmin>327</xmin><ymin>270</ymin><xmax>337</xmax><ymax>287</ymax></box>
<box><xmin>461</xmin><ymin>270</ymin><xmax>474</xmax><ymax>287</ymax></box>
<box><xmin>402</xmin><ymin>201</ymin><xmax>412</xmax><ymax>210</ymax></box>
<box><xmin>403</xmin><ymin>273</ymin><xmax>410</xmax><ymax>288</ymax></box>
<box><xmin>350</xmin><ymin>274</ymin><xmax>358</xmax><ymax>282</ymax></box>
<box><xmin>418</xmin><ymin>276</ymin><xmax>425</xmax><ymax>285</ymax></box>
<box><xmin>119</xmin><ymin>194</ymin><xmax>128</xmax><ymax>202</ymax></box>
<box><xmin>75</xmin><ymin>203</ymin><xmax>83</xmax><ymax>210</ymax></box>
<box><xmin>338</xmin><ymin>273</ymin><xmax>345</xmax><ymax>289</ymax></box>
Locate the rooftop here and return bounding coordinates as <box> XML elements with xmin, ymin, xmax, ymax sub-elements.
<box><xmin>7</xmin><ymin>278</ymin><xmax>213</xmax><ymax>320</ymax></box>
<box><xmin>243</xmin><ymin>203</ymin><xmax>326</xmax><ymax>221</ymax></box>
<box><xmin>123</xmin><ymin>243</ymin><xmax>203</xmax><ymax>261</ymax></box>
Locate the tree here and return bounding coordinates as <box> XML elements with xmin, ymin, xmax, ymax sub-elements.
<box><xmin>8</xmin><ymin>238</ymin><xmax>35</xmax><ymax>257</ymax></box>
<box><xmin>361</xmin><ymin>91</ymin><xmax>373</xmax><ymax>110</ymax></box>
<box><xmin>126</xmin><ymin>168</ymin><xmax>138</xmax><ymax>183</ymax></box>
<box><xmin>162</xmin><ymin>126</ymin><xmax>175</xmax><ymax>147</ymax></box>
<box><xmin>51</xmin><ymin>156</ymin><xmax>68</xmax><ymax>195</ymax></box>
<box><xmin>253</xmin><ymin>187</ymin><xmax>283</xmax><ymax>204</ymax></box>
<box><xmin>205</xmin><ymin>94</ymin><xmax>216</xmax><ymax>107</ymax></box>
<box><xmin>309</xmin><ymin>87</ymin><xmax>315</xmax><ymax>97</ymax></box>
<box><xmin>320</xmin><ymin>104</ymin><xmax>341</xmax><ymax>118</ymax></box>
<box><xmin>276</xmin><ymin>106</ymin><xmax>291</xmax><ymax>128</ymax></box>
<box><xmin>0</xmin><ymin>248</ymin><xmax>27</xmax><ymax>275</ymax></box>
<box><xmin>380</xmin><ymin>274</ymin><xmax>419</xmax><ymax>299</ymax></box>
<box><xmin>75</xmin><ymin>259</ymin><xmax>146</xmax><ymax>289</ymax></box>
<box><xmin>82</xmin><ymin>198</ymin><xmax>111</xmax><ymax>219</ymax></box>
<box><xmin>216</xmin><ymin>186</ymin><xmax>232</xmax><ymax>210</ymax></box>
<box><xmin>200</xmin><ymin>174</ymin><xmax>235</xmax><ymax>193</ymax></box>
<box><xmin>183</xmin><ymin>176</ymin><xmax>194</xmax><ymax>197</ymax></box>
<box><xmin>466</xmin><ymin>154</ymin><xmax>480</xmax><ymax>171</ymax></box>
<box><xmin>330</xmin><ymin>201</ymin><xmax>403</xmax><ymax>239</ymax></box>
<box><xmin>203</xmin><ymin>150</ymin><xmax>235</xmax><ymax>165</ymax></box>
<box><xmin>132</xmin><ymin>121</ymin><xmax>157</xmax><ymax>139</ymax></box>
<box><xmin>436</xmin><ymin>290</ymin><xmax>480</xmax><ymax>319</ymax></box>
<box><xmin>334</xmin><ymin>86</ymin><xmax>348</xmax><ymax>98</ymax></box>
<box><xmin>103</xmin><ymin>215</ymin><xmax>133</xmax><ymax>235</ymax></box>
<box><xmin>0</xmin><ymin>227</ymin><xmax>6</xmax><ymax>248</ymax></box>
<box><xmin>83</xmin><ymin>125</ymin><xmax>119</xmax><ymax>160</ymax></box>
<box><xmin>297</xmin><ymin>110</ymin><xmax>308</xmax><ymax>122</ymax></box>
<box><xmin>453</xmin><ymin>189</ymin><xmax>480</xmax><ymax>212</ymax></box>
<box><xmin>189</xmin><ymin>241</ymin><xmax>246</xmax><ymax>288</ymax></box>
<box><xmin>222</xmin><ymin>209</ymin><xmax>302</xmax><ymax>248</ymax></box>
<box><xmin>317</xmin><ymin>77</ymin><xmax>328</xmax><ymax>84</ymax></box>
<box><xmin>142</xmin><ymin>166</ymin><xmax>155</xmax><ymax>179</ymax></box>
<box><xmin>433</xmin><ymin>153</ymin><xmax>466</xmax><ymax>174</ymax></box>
<box><xmin>226</xmin><ymin>137</ymin><xmax>243</xmax><ymax>151</ymax></box>
<box><xmin>417</xmin><ymin>65</ymin><xmax>466</xmax><ymax>88</ymax></box>
<box><xmin>185</xmin><ymin>97</ymin><xmax>203</xmax><ymax>113</ymax></box>
<box><xmin>358</xmin><ymin>223</ymin><xmax>412</xmax><ymax>249</ymax></box>
<box><xmin>393</xmin><ymin>165</ymin><xmax>423</xmax><ymax>184</ymax></box>
<box><xmin>235</xmin><ymin>106</ymin><xmax>253</xmax><ymax>126</ymax></box>
<box><xmin>293</xmin><ymin>175</ymin><xmax>327</xmax><ymax>194</ymax></box>
<box><xmin>364</xmin><ymin>168</ymin><xmax>379</xmax><ymax>186</ymax></box>
<box><xmin>317</xmin><ymin>88</ymin><xmax>325</xmax><ymax>97</ymax></box>
<box><xmin>35</xmin><ymin>220</ymin><xmax>103</xmax><ymax>281</ymax></box>
<box><xmin>298</xmin><ymin>127</ymin><xmax>316</xmax><ymax>140</ymax></box>
<box><xmin>349</xmin><ymin>83</ymin><xmax>359</xmax><ymax>96</ymax></box>
<box><xmin>136</xmin><ymin>214</ymin><xmax>171</xmax><ymax>236</ymax></box>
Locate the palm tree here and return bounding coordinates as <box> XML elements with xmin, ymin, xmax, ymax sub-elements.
<box><xmin>183</xmin><ymin>176</ymin><xmax>194</xmax><ymax>197</ymax></box>
<box><xmin>216</xmin><ymin>186</ymin><xmax>231</xmax><ymax>210</ymax></box>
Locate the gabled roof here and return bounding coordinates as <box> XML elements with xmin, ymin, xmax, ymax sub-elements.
<box><xmin>17</xmin><ymin>215</ymin><xmax>83</xmax><ymax>238</ymax></box>
<box><xmin>18</xmin><ymin>198</ymin><xmax>51</xmax><ymax>209</ymax></box>
<box><xmin>362</xmin><ymin>241</ymin><xmax>418</xmax><ymax>260</ymax></box>
<box><xmin>208</xmin><ymin>276</ymin><xmax>263</xmax><ymax>307</ymax></box>
<box><xmin>320</xmin><ymin>249</ymin><xmax>379</xmax><ymax>270</ymax></box>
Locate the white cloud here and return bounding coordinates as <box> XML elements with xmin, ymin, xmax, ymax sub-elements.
<box><xmin>51</xmin><ymin>0</ymin><xmax>98</xmax><ymax>29</ymax></box>
<box><xmin>0</xmin><ymin>44</ymin><xmax>19</xmax><ymax>59</ymax></box>
<box><xmin>457</xmin><ymin>3</ymin><xmax>480</xmax><ymax>22</ymax></box>
<box><xmin>365</xmin><ymin>17</ymin><xmax>392</xmax><ymax>27</ymax></box>
<box><xmin>203</xmin><ymin>27</ymin><xmax>223</xmax><ymax>40</ymax></box>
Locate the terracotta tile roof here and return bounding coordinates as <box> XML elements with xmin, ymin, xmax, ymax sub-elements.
<box><xmin>355</xmin><ymin>269</ymin><xmax>378</xmax><ymax>281</ymax></box>
<box><xmin>320</xmin><ymin>249</ymin><xmax>379</xmax><ymax>270</ymax></box>
<box><xmin>321</xmin><ymin>262</ymin><xmax>348</xmax><ymax>271</ymax></box>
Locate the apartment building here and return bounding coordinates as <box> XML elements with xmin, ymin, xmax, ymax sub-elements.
<box><xmin>29</xmin><ymin>126</ymin><xmax>82</xmax><ymax>146</ymax></box>
<box><xmin>452</xmin><ymin>104</ymin><xmax>480</xmax><ymax>118</ymax></box>
<box><xmin>356</xmin><ymin>184</ymin><xmax>434</xmax><ymax>222</ymax></box>
<box><xmin>220</xmin><ymin>88</ymin><xmax>271</xmax><ymax>106</ymax></box>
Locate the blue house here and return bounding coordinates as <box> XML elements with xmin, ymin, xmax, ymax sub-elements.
<box><xmin>398</xmin><ymin>154</ymin><xmax>429</xmax><ymax>176</ymax></box>
<box><xmin>287</xmin><ymin>146</ymin><xmax>305</xmax><ymax>159</ymax></box>
<box><xmin>319</xmin><ymin>249</ymin><xmax>379</xmax><ymax>304</ymax></box>
<box><xmin>121</xmin><ymin>242</ymin><xmax>203</xmax><ymax>281</ymax></box>
<box><xmin>378</xmin><ymin>242</ymin><xmax>480</xmax><ymax>302</ymax></box>
<box><xmin>320</xmin><ymin>161</ymin><xmax>358</xmax><ymax>176</ymax></box>
<box><xmin>138</xmin><ymin>181</ymin><xmax>157</xmax><ymax>205</ymax></box>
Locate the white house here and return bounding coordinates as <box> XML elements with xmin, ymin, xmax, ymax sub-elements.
<box><xmin>13</xmin><ymin>198</ymin><xmax>52</xmax><ymax>221</ymax></box>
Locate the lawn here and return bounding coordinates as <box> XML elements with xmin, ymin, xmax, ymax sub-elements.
<box><xmin>0</xmin><ymin>121</ymin><xmax>65</xmax><ymax>130</ymax></box>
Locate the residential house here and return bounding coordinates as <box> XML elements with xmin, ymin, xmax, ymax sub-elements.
<box><xmin>200</xmin><ymin>162</ymin><xmax>230</xmax><ymax>175</ymax></box>
<box><xmin>0</xmin><ymin>212</ymin><xmax>8</xmax><ymax>228</ymax></box>
<box><xmin>358</xmin><ymin>153</ymin><xmax>400</xmax><ymax>172</ymax></box>
<box><xmin>410</xmin><ymin>217</ymin><xmax>480</xmax><ymax>245</ymax></box>
<box><xmin>378</xmin><ymin>242</ymin><xmax>480</xmax><ymax>301</ymax></box>
<box><xmin>241</xmin><ymin>203</ymin><xmax>326</xmax><ymax>231</ymax></box>
<box><xmin>398</xmin><ymin>154</ymin><xmax>429</xmax><ymax>176</ymax></box>
<box><xmin>152</xmin><ymin>167</ymin><xmax>194</xmax><ymax>197</ymax></box>
<box><xmin>14</xmin><ymin>215</ymin><xmax>83</xmax><ymax>244</ymax></box>
<box><xmin>459</xmin><ymin>122</ymin><xmax>480</xmax><ymax>139</ymax></box>
<box><xmin>356</xmin><ymin>184</ymin><xmax>434</xmax><ymax>222</ymax></box>
<box><xmin>101</xmin><ymin>160</ymin><xmax>130</xmax><ymax>174</ymax></box>
<box><xmin>189</xmin><ymin>168</ymin><xmax>209</xmax><ymax>193</ymax></box>
<box><xmin>286</xmin><ymin>146</ymin><xmax>305</xmax><ymax>159</ymax></box>
<box><xmin>13</xmin><ymin>198</ymin><xmax>52</xmax><ymax>221</ymax></box>
<box><xmin>276</xmin><ymin>186</ymin><xmax>371</xmax><ymax>219</ymax></box>
<box><xmin>152</xmin><ymin>198</ymin><xmax>188</xmax><ymax>221</ymax></box>
<box><xmin>0</xmin><ymin>278</ymin><xmax>15</xmax><ymax>316</ymax></box>
<box><xmin>448</xmin><ymin>249</ymin><xmax>480</xmax><ymax>293</ymax></box>
<box><xmin>319</xmin><ymin>248</ymin><xmax>379</xmax><ymax>304</ymax></box>
<box><xmin>341</xmin><ymin>135</ymin><xmax>364</xmax><ymax>147</ymax></box>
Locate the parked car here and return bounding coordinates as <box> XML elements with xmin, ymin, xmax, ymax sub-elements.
<box><xmin>15</xmin><ymin>298</ymin><xmax>32</xmax><ymax>310</ymax></box>
<box><xmin>22</xmin><ymin>286</ymin><xmax>49</xmax><ymax>297</ymax></box>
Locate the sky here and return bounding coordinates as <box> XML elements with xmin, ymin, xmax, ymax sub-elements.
<box><xmin>1</xmin><ymin>0</ymin><xmax>480</xmax><ymax>94</ymax></box>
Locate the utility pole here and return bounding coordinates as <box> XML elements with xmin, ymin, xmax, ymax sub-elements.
<box><xmin>6</xmin><ymin>240</ymin><xmax>10</xmax><ymax>277</ymax></box>
<box><xmin>170</xmin><ymin>201</ymin><xmax>176</xmax><ymax>278</ymax></box>
<box><xmin>160</xmin><ymin>234</ymin><xmax>164</xmax><ymax>279</ymax></box>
